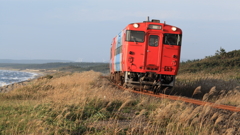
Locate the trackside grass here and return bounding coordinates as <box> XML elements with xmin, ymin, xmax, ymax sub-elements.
<box><xmin>175</xmin><ymin>72</ymin><xmax>240</xmax><ymax>104</ymax></box>
<box><xmin>0</xmin><ymin>71</ymin><xmax>240</xmax><ymax>134</ymax></box>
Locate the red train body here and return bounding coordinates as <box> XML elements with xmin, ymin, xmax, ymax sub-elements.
<box><xmin>110</xmin><ymin>18</ymin><xmax>182</xmax><ymax>92</ymax></box>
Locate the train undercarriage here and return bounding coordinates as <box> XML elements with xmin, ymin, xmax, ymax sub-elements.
<box><xmin>110</xmin><ymin>71</ymin><xmax>175</xmax><ymax>93</ymax></box>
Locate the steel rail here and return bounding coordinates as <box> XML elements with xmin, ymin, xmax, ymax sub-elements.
<box><xmin>101</xmin><ymin>76</ymin><xmax>240</xmax><ymax>112</ymax></box>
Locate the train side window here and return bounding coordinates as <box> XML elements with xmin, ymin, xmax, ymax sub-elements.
<box><xmin>149</xmin><ymin>35</ymin><xmax>159</xmax><ymax>47</ymax></box>
<box><xmin>114</xmin><ymin>45</ymin><xmax>122</xmax><ymax>56</ymax></box>
<box><xmin>110</xmin><ymin>48</ymin><xmax>113</xmax><ymax>58</ymax></box>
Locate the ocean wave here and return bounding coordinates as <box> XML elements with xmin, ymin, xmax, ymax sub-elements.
<box><xmin>0</xmin><ymin>70</ymin><xmax>38</xmax><ymax>87</ymax></box>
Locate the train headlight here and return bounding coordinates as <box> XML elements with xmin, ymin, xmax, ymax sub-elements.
<box><xmin>133</xmin><ymin>23</ymin><xmax>139</xmax><ymax>28</ymax></box>
<box><xmin>171</xmin><ymin>27</ymin><xmax>177</xmax><ymax>31</ymax></box>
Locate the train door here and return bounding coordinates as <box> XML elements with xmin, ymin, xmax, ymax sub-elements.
<box><xmin>145</xmin><ymin>34</ymin><xmax>162</xmax><ymax>71</ymax></box>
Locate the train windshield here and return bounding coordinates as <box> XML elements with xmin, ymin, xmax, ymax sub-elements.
<box><xmin>126</xmin><ymin>30</ymin><xmax>145</xmax><ymax>43</ymax></box>
<box><xmin>163</xmin><ymin>34</ymin><xmax>182</xmax><ymax>46</ymax></box>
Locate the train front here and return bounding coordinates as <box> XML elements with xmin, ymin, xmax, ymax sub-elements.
<box><xmin>123</xmin><ymin>19</ymin><xmax>182</xmax><ymax>91</ymax></box>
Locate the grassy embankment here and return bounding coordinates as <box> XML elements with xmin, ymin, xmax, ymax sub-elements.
<box><xmin>0</xmin><ymin>70</ymin><xmax>239</xmax><ymax>134</ymax></box>
<box><xmin>179</xmin><ymin>48</ymin><xmax>240</xmax><ymax>74</ymax></box>
<box><xmin>174</xmin><ymin>49</ymin><xmax>240</xmax><ymax>104</ymax></box>
<box><xmin>0</xmin><ymin>49</ymin><xmax>240</xmax><ymax>134</ymax></box>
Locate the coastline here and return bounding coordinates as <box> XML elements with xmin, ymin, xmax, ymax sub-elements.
<box><xmin>0</xmin><ymin>69</ymin><xmax>48</xmax><ymax>93</ymax></box>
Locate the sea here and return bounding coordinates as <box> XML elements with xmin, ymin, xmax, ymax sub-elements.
<box><xmin>0</xmin><ymin>70</ymin><xmax>38</xmax><ymax>87</ymax></box>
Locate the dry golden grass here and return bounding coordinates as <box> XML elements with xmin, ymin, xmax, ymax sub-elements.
<box><xmin>0</xmin><ymin>70</ymin><xmax>239</xmax><ymax>134</ymax></box>
<box><xmin>176</xmin><ymin>72</ymin><xmax>240</xmax><ymax>105</ymax></box>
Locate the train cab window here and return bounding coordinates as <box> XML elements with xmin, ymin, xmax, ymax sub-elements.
<box><xmin>126</xmin><ymin>30</ymin><xmax>145</xmax><ymax>42</ymax></box>
<box><xmin>149</xmin><ymin>35</ymin><xmax>159</xmax><ymax>47</ymax></box>
<box><xmin>163</xmin><ymin>34</ymin><xmax>182</xmax><ymax>46</ymax></box>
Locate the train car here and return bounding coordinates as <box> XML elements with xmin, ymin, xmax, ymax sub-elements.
<box><xmin>110</xmin><ymin>17</ymin><xmax>182</xmax><ymax>92</ymax></box>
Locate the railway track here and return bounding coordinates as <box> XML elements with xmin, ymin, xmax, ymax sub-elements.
<box><xmin>101</xmin><ymin>76</ymin><xmax>240</xmax><ymax>112</ymax></box>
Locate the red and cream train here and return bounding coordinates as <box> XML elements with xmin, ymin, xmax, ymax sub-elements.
<box><xmin>110</xmin><ymin>18</ymin><xmax>182</xmax><ymax>92</ymax></box>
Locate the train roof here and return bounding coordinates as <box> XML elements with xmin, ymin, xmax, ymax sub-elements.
<box><xmin>124</xmin><ymin>19</ymin><xmax>182</xmax><ymax>33</ymax></box>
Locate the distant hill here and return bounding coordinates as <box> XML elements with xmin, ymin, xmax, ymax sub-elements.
<box><xmin>179</xmin><ymin>48</ymin><xmax>240</xmax><ymax>74</ymax></box>
<box><xmin>0</xmin><ymin>59</ymin><xmax>73</xmax><ymax>64</ymax></box>
<box><xmin>0</xmin><ymin>62</ymin><xmax>109</xmax><ymax>73</ymax></box>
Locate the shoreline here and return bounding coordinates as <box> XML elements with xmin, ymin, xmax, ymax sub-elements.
<box><xmin>0</xmin><ymin>69</ymin><xmax>48</xmax><ymax>93</ymax></box>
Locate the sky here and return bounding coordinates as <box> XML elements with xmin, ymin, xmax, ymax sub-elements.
<box><xmin>0</xmin><ymin>0</ymin><xmax>240</xmax><ymax>62</ymax></box>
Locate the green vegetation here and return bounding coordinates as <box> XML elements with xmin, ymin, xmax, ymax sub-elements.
<box><xmin>58</xmin><ymin>64</ymin><xmax>109</xmax><ymax>73</ymax></box>
<box><xmin>180</xmin><ymin>48</ymin><xmax>240</xmax><ymax>74</ymax></box>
